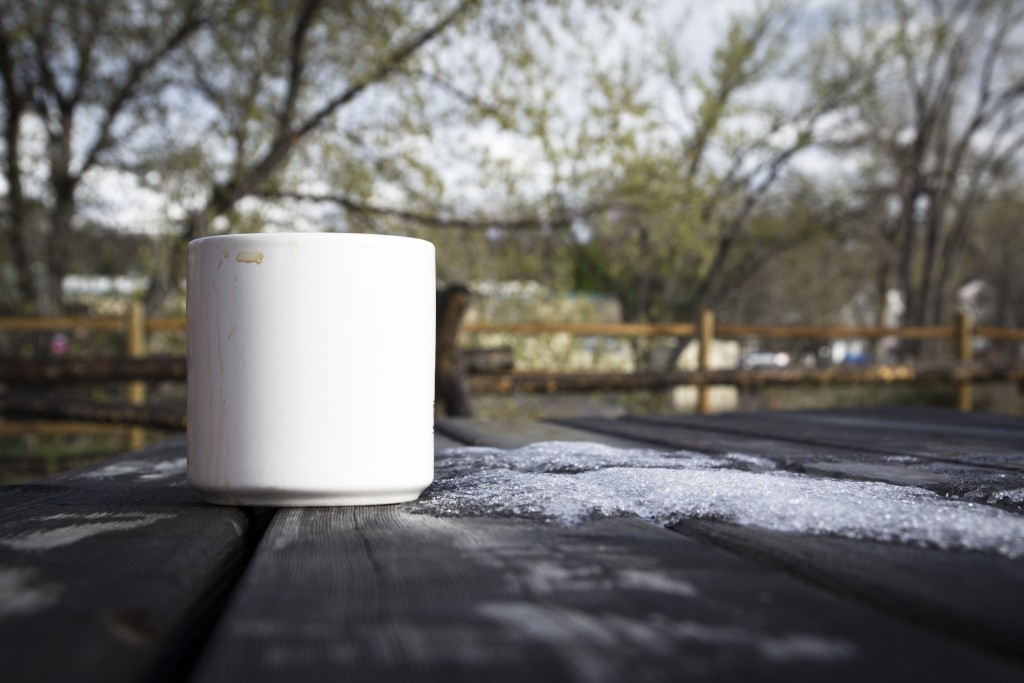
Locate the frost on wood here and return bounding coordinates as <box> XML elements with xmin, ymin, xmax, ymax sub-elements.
<box><xmin>410</xmin><ymin>442</ymin><xmax>1024</xmax><ymax>558</ymax></box>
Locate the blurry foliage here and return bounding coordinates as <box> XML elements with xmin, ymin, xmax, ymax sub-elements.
<box><xmin>822</xmin><ymin>0</ymin><xmax>1024</xmax><ymax>328</ymax></box>
<box><xmin>0</xmin><ymin>0</ymin><xmax>629</xmax><ymax>314</ymax></box>
<box><xmin>0</xmin><ymin>0</ymin><xmax>1022</xmax><ymax>359</ymax></box>
<box><xmin>464</xmin><ymin>282</ymin><xmax>633</xmax><ymax>371</ymax></box>
<box><xmin>560</xmin><ymin>3</ymin><xmax>853</xmax><ymax>368</ymax></box>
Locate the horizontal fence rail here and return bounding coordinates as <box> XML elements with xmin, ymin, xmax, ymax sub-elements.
<box><xmin>0</xmin><ymin>315</ymin><xmax>187</xmax><ymax>333</ymax></box>
<box><xmin>468</xmin><ymin>361</ymin><xmax>1024</xmax><ymax>393</ymax></box>
<box><xmin>463</xmin><ymin>321</ymin><xmax>699</xmax><ymax>337</ymax></box>
<box><xmin>5</xmin><ymin>313</ymin><xmax>1024</xmax><ymax>342</ymax></box>
<box><xmin>464</xmin><ymin>321</ymin><xmax>1024</xmax><ymax>342</ymax></box>
<box><xmin>1</xmin><ymin>308</ymin><xmax>1023</xmax><ymax>428</ymax></box>
<box><xmin>9</xmin><ymin>315</ymin><xmax>1023</xmax><ymax>342</ymax></box>
<box><xmin>463</xmin><ymin>310</ymin><xmax>1024</xmax><ymax>413</ymax></box>
<box><xmin>0</xmin><ymin>357</ymin><xmax>187</xmax><ymax>383</ymax></box>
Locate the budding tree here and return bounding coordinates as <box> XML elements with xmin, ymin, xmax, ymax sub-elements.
<box><xmin>831</xmin><ymin>0</ymin><xmax>1024</xmax><ymax>328</ymax></box>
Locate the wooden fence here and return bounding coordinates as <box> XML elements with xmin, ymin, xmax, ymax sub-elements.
<box><xmin>463</xmin><ymin>310</ymin><xmax>1024</xmax><ymax>413</ymax></box>
<box><xmin>1</xmin><ymin>307</ymin><xmax>1023</xmax><ymax>429</ymax></box>
<box><xmin>0</xmin><ymin>303</ymin><xmax>185</xmax><ymax>446</ymax></box>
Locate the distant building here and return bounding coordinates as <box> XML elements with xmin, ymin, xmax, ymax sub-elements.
<box><xmin>61</xmin><ymin>274</ymin><xmax>150</xmax><ymax>315</ymax></box>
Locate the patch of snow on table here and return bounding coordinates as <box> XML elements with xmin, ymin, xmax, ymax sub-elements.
<box><xmin>0</xmin><ymin>512</ymin><xmax>177</xmax><ymax>551</ymax></box>
<box><xmin>76</xmin><ymin>457</ymin><xmax>186</xmax><ymax>482</ymax></box>
<box><xmin>987</xmin><ymin>487</ymin><xmax>1024</xmax><ymax>505</ymax></box>
<box><xmin>0</xmin><ymin>568</ymin><xmax>61</xmax><ymax>618</ymax></box>
<box><xmin>412</xmin><ymin>442</ymin><xmax>1024</xmax><ymax>558</ymax></box>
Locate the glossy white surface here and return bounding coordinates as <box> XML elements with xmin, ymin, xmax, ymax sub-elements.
<box><xmin>186</xmin><ymin>233</ymin><xmax>435</xmax><ymax>506</ymax></box>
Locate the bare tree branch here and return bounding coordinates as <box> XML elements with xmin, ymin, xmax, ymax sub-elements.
<box><xmin>77</xmin><ymin>2</ymin><xmax>205</xmax><ymax>177</ymax></box>
<box><xmin>278</xmin><ymin>0</ymin><xmax>323</xmax><ymax>133</ymax></box>
<box><xmin>257</xmin><ymin>190</ymin><xmax>593</xmax><ymax>232</ymax></box>
<box><xmin>201</xmin><ymin>0</ymin><xmax>481</xmax><ymax>229</ymax></box>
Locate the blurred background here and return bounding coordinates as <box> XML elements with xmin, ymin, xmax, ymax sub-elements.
<box><xmin>2</xmin><ymin>0</ymin><xmax>1024</xmax><ymax>480</ymax></box>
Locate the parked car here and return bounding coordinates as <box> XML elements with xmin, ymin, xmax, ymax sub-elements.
<box><xmin>740</xmin><ymin>351</ymin><xmax>791</xmax><ymax>369</ymax></box>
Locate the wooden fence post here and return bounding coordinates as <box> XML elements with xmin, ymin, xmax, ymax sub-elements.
<box><xmin>126</xmin><ymin>301</ymin><xmax>148</xmax><ymax>448</ymax></box>
<box><xmin>697</xmin><ymin>308</ymin><xmax>715</xmax><ymax>415</ymax></box>
<box><xmin>435</xmin><ymin>285</ymin><xmax>473</xmax><ymax>417</ymax></box>
<box><xmin>956</xmin><ymin>311</ymin><xmax>973</xmax><ymax>413</ymax></box>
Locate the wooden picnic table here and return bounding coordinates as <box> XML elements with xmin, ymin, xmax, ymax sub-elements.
<box><xmin>2</xmin><ymin>407</ymin><xmax>1024</xmax><ymax>682</ymax></box>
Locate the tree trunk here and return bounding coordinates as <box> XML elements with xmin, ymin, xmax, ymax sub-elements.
<box><xmin>2</xmin><ymin>112</ymin><xmax>34</xmax><ymax>312</ymax></box>
<box><xmin>43</xmin><ymin>195</ymin><xmax>78</xmax><ymax>316</ymax></box>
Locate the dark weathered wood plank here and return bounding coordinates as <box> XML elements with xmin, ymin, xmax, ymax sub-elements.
<box><xmin>554</xmin><ymin>415</ymin><xmax>1024</xmax><ymax>509</ymax></box>
<box><xmin>437</xmin><ymin>417</ymin><xmax>648</xmax><ymax>449</ymax></box>
<box><xmin>0</xmin><ymin>437</ymin><xmax>265</xmax><ymax>683</ymax></box>
<box><xmin>675</xmin><ymin>519</ymin><xmax>1024</xmax><ymax>662</ymax></box>
<box><xmin>191</xmin><ymin>421</ymin><xmax>1024</xmax><ymax>682</ymax></box>
<box><xmin>467</xmin><ymin>360</ymin><xmax>1024</xmax><ymax>393</ymax></box>
<box><xmin>555</xmin><ymin>414</ymin><xmax>869</xmax><ymax>459</ymax></box>
<box><xmin>558</xmin><ymin>412</ymin><xmax>1024</xmax><ymax>663</ymax></box>
<box><xmin>190</xmin><ymin>507</ymin><xmax>1024</xmax><ymax>683</ymax></box>
<box><xmin>433</xmin><ymin>430</ymin><xmax>466</xmax><ymax>451</ymax></box>
<box><xmin>761</xmin><ymin>407</ymin><xmax>1024</xmax><ymax>448</ymax></box>
<box><xmin>0</xmin><ymin>356</ymin><xmax>185</xmax><ymax>383</ymax></box>
<box><xmin>640</xmin><ymin>411</ymin><xmax>1024</xmax><ymax>472</ymax></box>
<box><xmin>804</xmin><ymin>406</ymin><xmax>1024</xmax><ymax>434</ymax></box>
<box><xmin>435</xmin><ymin>285</ymin><xmax>473</xmax><ymax>417</ymax></box>
<box><xmin>0</xmin><ymin>392</ymin><xmax>187</xmax><ymax>429</ymax></box>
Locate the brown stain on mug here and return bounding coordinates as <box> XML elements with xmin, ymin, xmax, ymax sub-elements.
<box><xmin>236</xmin><ymin>251</ymin><xmax>264</xmax><ymax>264</ymax></box>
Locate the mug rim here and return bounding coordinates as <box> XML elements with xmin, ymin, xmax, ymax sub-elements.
<box><xmin>189</xmin><ymin>231</ymin><xmax>433</xmax><ymax>252</ymax></box>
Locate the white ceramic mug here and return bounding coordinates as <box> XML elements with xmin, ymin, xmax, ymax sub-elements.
<box><xmin>186</xmin><ymin>233</ymin><xmax>436</xmax><ymax>506</ymax></box>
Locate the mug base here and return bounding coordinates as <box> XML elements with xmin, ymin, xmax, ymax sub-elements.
<box><xmin>192</xmin><ymin>484</ymin><xmax>428</xmax><ymax>507</ymax></box>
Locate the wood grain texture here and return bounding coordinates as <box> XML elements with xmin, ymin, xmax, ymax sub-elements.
<box><xmin>554</xmin><ymin>414</ymin><xmax>1024</xmax><ymax>510</ymax></box>
<box><xmin>675</xmin><ymin>519</ymin><xmax>1024</xmax><ymax>661</ymax></box>
<box><xmin>0</xmin><ymin>437</ymin><xmax>265</xmax><ymax>683</ymax></box>
<box><xmin>7</xmin><ymin>411</ymin><xmax>1022</xmax><ymax>681</ymax></box>
<box><xmin>467</xmin><ymin>361</ymin><xmax>1024</xmax><ymax>394</ymax></box>
<box><xmin>641</xmin><ymin>410</ymin><xmax>1024</xmax><ymax>471</ymax></box>
<box><xmin>190</xmin><ymin>508</ymin><xmax>1024</xmax><ymax>682</ymax></box>
<box><xmin>435</xmin><ymin>285</ymin><xmax>473</xmax><ymax>418</ymax></box>
<box><xmin>191</xmin><ymin>416</ymin><xmax>1024</xmax><ymax>682</ymax></box>
<box><xmin>436</xmin><ymin>417</ymin><xmax>648</xmax><ymax>449</ymax></box>
<box><xmin>0</xmin><ymin>356</ymin><xmax>186</xmax><ymax>383</ymax></box>
<box><xmin>0</xmin><ymin>392</ymin><xmax>187</xmax><ymax>429</ymax></box>
<box><xmin>432</xmin><ymin>430</ymin><xmax>466</xmax><ymax>451</ymax></box>
<box><xmin>557</xmin><ymin>411</ymin><xmax>1024</xmax><ymax>665</ymax></box>
<box><xmin>772</xmin><ymin>407</ymin><xmax>1024</xmax><ymax>444</ymax></box>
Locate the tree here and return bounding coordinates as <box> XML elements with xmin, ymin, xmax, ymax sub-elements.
<box><xmin>567</xmin><ymin>4</ymin><xmax>853</xmax><ymax>368</ymax></box>
<box><xmin>960</xmin><ymin>188</ymin><xmax>1024</xmax><ymax>330</ymax></box>
<box><xmin>1</xmin><ymin>0</ymin><xmax>490</xmax><ymax>314</ymax></box>
<box><xmin>2</xmin><ymin>0</ymin><xmax>625</xmax><ymax>314</ymax></box>
<box><xmin>0</xmin><ymin>0</ymin><xmax>209</xmax><ymax>314</ymax></box>
<box><xmin>830</xmin><ymin>0</ymin><xmax>1024</xmax><ymax>329</ymax></box>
